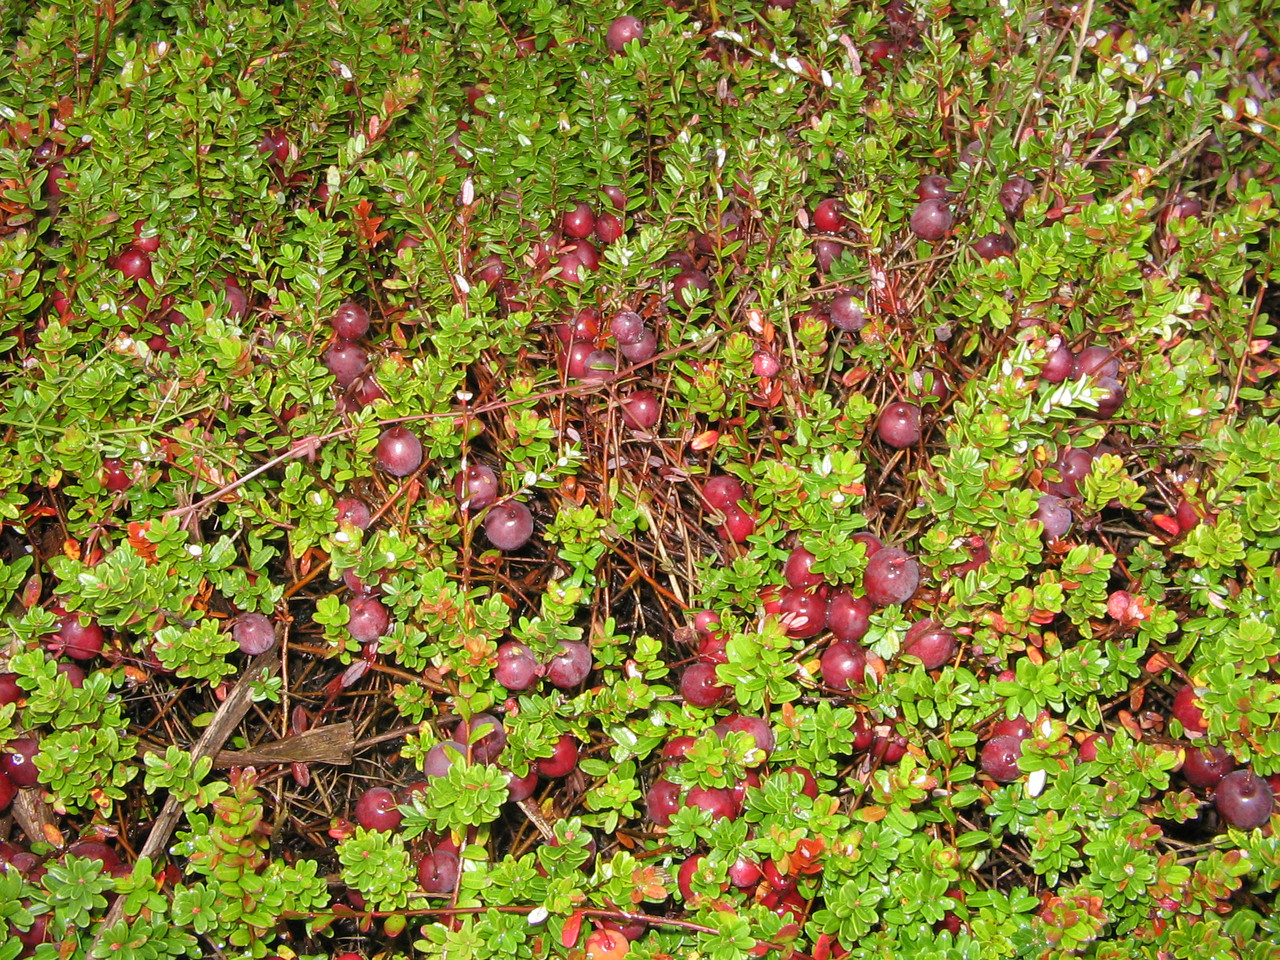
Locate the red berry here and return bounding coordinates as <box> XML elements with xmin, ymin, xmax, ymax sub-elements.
<box><xmin>332</xmin><ymin>301</ymin><xmax>371</xmax><ymax>340</ymax></box>
<box><xmin>910</xmin><ymin>199</ymin><xmax>953</xmax><ymax>241</ymax></box>
<box><xmin>681</xmin><ymin>661</ymin><xmax>730</xmax><ymax>707</ymax></box>
<box><xmin>1183</xmin><ymin>744</ymin><xmax>1234</xmax><ymax>789</ymax></box>
<box><xmin>827</xmin><ymin>590</ymin><xmax>871</xmax><ymax>643</ymax></box>
<box><xmin>973</xmin><ymin>232</ymin><xmax>1014</xmax><ymax>260</ymax></box>
<box><xmin>132</xmin><ymin>220</ymin><xmax>161</xmax><ymax>253</ymax></box>
<box><xmin>232</xmin><ymin>613</ymin><xmax>276</xmax><ymax>655</ymax></box>
<box><xmin>1216</xmin><ymin>769</ymin><xmax>1274</xmax><ymax>830</ymax></box>
<box><xmin>981</xmin><ymin>735</ymin><xmax>1023</xmax><ymax>782</ymax></box>
<box><xmin>671</xmin><ymin>268</ymin><xmax>711</xmax><ymax>308</ymax></box>
<box><xmin>720</xmin><ymin>505</ymin><xmax>756</xmax><ymax>543</ymax></box>
<box><xmin>778</xmin><ymin>588</ymin><xmax>827</xmax><ymax>639</ymax></box>
<box><xmin>595</xmin><ymin>212</ymin><xmax>624</xmax><ymax>244</ymax></box>
<box><xmin>495</xmin><ymin>641</ymin><xmax>541</xmax><ymax>691</ymax></box>
<box><xmin>546</xmin><ymin>641</ymin><xmax>592</xmax><ymax>689</ymax></box>
<box><xmin>813</xmin><ymin>198</ymin><xmax>848</xmax><ymax>233</ymax></box>
<box><xmin>325</xmin><ymin>341</ymin><xmax>369</xmax><ymax>387</ymax></box>
<box><xmin>645</xmin><ymin>777</ymin><xmax>681</xmax><ymax>826</ymax></box>
<box><xmin>562</xmin><ymin>203</ymin><xmax>596</xmax><ymax>239</ymax></box>
<box><xmin>1</xmin><ymin>738</ymin><xmax>40</xmax><ymax>788</ymax></box>
<box><xmin>454</xmin><ymin>463</ymin><xmax>500</xmax><ymax>511</ymax></box>
<box><xmin>1172</xmin><ymin>685</ymin><xmax>1208</xmax><ymax>736</ymax></box>
<box><xmin>355</xmin><ymin>786</ymin><xmax>402</xmax><ymax>831</ymax></box>
<box><xmin>621</xmin><ymin>389</ymin><xmax>661</xmax><ymax>430</ymax></box>
<box><xmin>684</xmin><ymin>785</ymin><xmax>738</xmax><ymax>820</ymax></box>
<box><xmin>534</xmin><ymin>735</ymin><xmax>579</xmax><ymax>778</ymax></box>
<box><xmin>484</xmin><ymin>501</ymin><xmax>535</xmax><ymax>551</ymax></box>
<box><xmin>418</xmin><ymin>848</ymin><xmax>460</xmax><ymax>893</ymax></box>
<box><xmin>336</xmin><ymin>497</ymin><xmax>373</xmax><ymax>529</ymax></box>
<box><xmin>0</xmin><ymin>675</ymin><xmax>20</xmax><ymax>706</ymax></box>
<box><xmin>375</xmin><ymin>426</ymin><xmax>423</xmax><ymax>476</ymax></box>
<box><xmin>606</xmin><ymin>15</ymin><xmax>645</xmax><ymax>53</ymax></box>
<box><xmin>999</xmin><ymin>177</ymin><xmax>1034</xmax><ymax>217</ymax></box>
<box><xmin>115</xmin><ymin>247</ymin><xmax>153</xmax><ymax>283</ymax></box>
<box><xmin>916</xmin><ymin>175</ymin><xmax>953</xmax><ymax>200</ymax></box>
<box><xmin>52</xmin><ymin>613</ymin><xmax>105</xmax><ymax>660</ymax></box>
<box><xmin>829</xmin><ymin>292</ymin><xmax>867</xmax><ymax>332</ymax></box>
<box><xmin>876</xmin><ymin>402</ymin><xmax>922</xmax><ymax>448</ymax></box>
<box><xmin>862</xmin><ymin>547</ymin><xmax>920</xmax><ymax>607</ymax></box>
<box><xmin>347</xmin><ymin>596</ymin><xmax>390</xmax><ymax>642</ymax></box>
<box><xmin>901</xmin><ymin>618</ymin><xmax>956</xmax><ymax>669</ymax></box>
<box><xmin>783</xmin><ymin>546</ymin><xmax>824</xmax><ymax>589</ymax></box>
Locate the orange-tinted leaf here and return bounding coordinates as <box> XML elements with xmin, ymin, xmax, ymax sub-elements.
<box><xmin>561</xmin><ymin>910</ymin><xmax>583</xmax><ymax>948</ymax></box>
<box><xmin>691</xmin><ymin>430</ymin><xmax>720</xmax><ymax>451</ymax></box>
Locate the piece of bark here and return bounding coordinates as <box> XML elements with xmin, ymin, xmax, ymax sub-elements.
<box><xmin>211</xmin><ymin>722</ymin><xmax>354</xmax><ymax>768</ymax></box>
<box><xmin>10</xmin><ymin>786</ymin><xmax>59</xmax><ymax>848</ymax></box>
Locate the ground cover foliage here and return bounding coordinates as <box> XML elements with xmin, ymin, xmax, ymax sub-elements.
<box><xmin>0</xmin><ymin>0</ymin><xmax>1278</xmax><ymax>957</ymax></box>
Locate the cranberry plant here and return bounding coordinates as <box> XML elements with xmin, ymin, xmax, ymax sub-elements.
<box><xmin>0</xmin><ymin>0</ymin><xmax>1278</xmax><ymax>958</ymax></box>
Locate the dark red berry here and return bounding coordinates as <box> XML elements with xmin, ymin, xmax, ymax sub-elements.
<box><xmin>332</xmin><ymin>301</ymin><xmax>370</xmax><ymax>340</ymax></box>
<box><xmin>981</xmin><ymin>735</ymin><xmax>1023</xmax><ymax>782</ymax></box>
<box><xmin>418</xmin><ymin>848</ymin><xmax>460</xmax><ymax>894</ymax></box>
<box><xmin>375</xmin><ymin>426</ymin><xmax>423</xmax><ymax>476</ymax></box>
<box><xmin>336</xmin><ymin>497</ymin><xmax>373</xmax><ymax>529</ymax></box>
<box><xmin>347</xmin><ymin>596</ymin><xmax>390</xmax><ymax>642</ymax></box>
<box><xmin>484</xmin><ymin>501</ymin><xmax>535</xmax><ymax>551</ymax></box>
<box><xmin>1183</xmin><ymin>744</ymin><xmax>1234</xmax><ymax>789</ymax></box>
<box><xmin>1216</xmin><ymin>769</ymin><xmax>1274</xmax><ymax>830</ymax></box>
<box><xmin>232</xmin><ymin>613</ymin><xmax>275</xmax><ymax>655</ymax></box>
<box><xmin>916</xmin><ymin>175</ymin><xmax>952</xmax><ymax>200</ymax></box>
<box><xmin>910</xmin><ymin>199</ymin><xmax>953</xmax><ymax>241</ymax></box>
<box><xmin>876</xmin><ymin>402</ymin><xmax>921</xmax><ymax>448</ymax></box>
<box><xmin>999</xmin><ymin>177</ymin><xmax>1034</xmax><ymax>217</ymax></box>
<box><xmin>829</xmin><ymin>292</ymin><xmax>868</xmax><ymax>332</ymax></box>
<box><xmin>821</xmin><ymin>640</ymin><xmax>866</xmax><ymax>691</ymax></box>
<box><xmin>1040</xmin><ymin>339</ymin><xmax>1074</xmax><ymax>382</ymax></box>
<box><xmin>606</xmin><ymin>15</ymin><xmax>645</xmax><ymax>53</ymax></box>
<box><xmin>973</xmin><ymin>232</ymin><xmax>1015</xmax><ymax>260</ymax></box>
<box><xmin>827</xmin><ymin>590</ymin><xmax>871</xmax><ymax>642</ymax></box>
<box><xmin>325</xmin><ymin>341</ymin><xmax>369</xmax><ymax>387</ymax></box>
<box><xmin>862</xmin><ymin>547</ymin><xmax>920</xmax><ymax>607</ymax></box>
<box><xmin>1</xmin><ymin>738</ymin><xmax>40</xmax><ymax>788</ymax></box>
<box><xmin>901</xmin><ymin>618</ymin><xmax>955</xmax><ymax>669</ymax></box>
<box><xmin>355</xmin><ymin>786</ymin><xmax>402</xmax><ymax>831</ymax></box>
<box><xmin>454</xmin><ymin>464</ymin><xmax>500</xmax><ymax>511</ymax></box>
<box><xmin>681</xmin><ymin>661</ymin><xmax>730</xmax><ymax>707</ymax></box>
<box><xmin>534</xmin><ymin>735</ymin><xmax>579</xmax><ymax>778</ymax></box>
<box><xmin>1172</xmin><ymin>685</ymin><xmax>1208</xmax><ymax>735</ymax></box>
<box><xmin>594</xmin><ymin>212</ymin><xmax>624</xmax><ymax>244</ymax></box>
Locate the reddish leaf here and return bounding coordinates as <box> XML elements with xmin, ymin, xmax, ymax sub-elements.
<box><xmin>340</xmin><ymin>660</ymin><xmax>370</xmax><ymax>689</ymax></box>
<box><xmin>560</xmin><ymin>910</ymin><xmax>583</xmax><ymax>948</ymax></box>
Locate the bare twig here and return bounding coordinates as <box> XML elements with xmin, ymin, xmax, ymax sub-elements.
<box><xmin>89</xmin><ymin>650</ymin><xmax>282</xmax><ymax>952</ymax></box>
